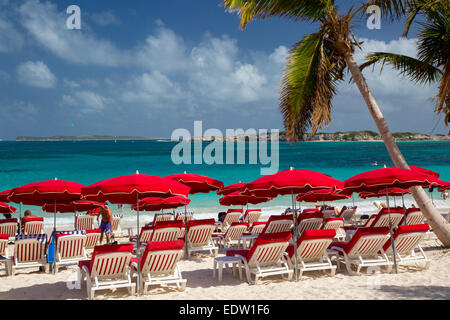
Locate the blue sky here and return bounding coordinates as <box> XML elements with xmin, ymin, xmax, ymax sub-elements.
<box><xmin>0</xmin><ymin>0</ymin><xmax>447</xmax><ymax>140</ymax></box>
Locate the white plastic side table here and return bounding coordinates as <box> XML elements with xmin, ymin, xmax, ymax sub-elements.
<box><xmin>213</xmin><ymin>256</ymin><xmax>242</xmax><ymax>282</ymax></box>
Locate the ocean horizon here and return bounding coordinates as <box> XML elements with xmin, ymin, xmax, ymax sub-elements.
<box><xmin>1</xmin><ymin>140</ymin><xmax>449</xmax><ymax>230</ymax></box>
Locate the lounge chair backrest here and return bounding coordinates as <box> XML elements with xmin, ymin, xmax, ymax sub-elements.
<box><xmin>222</xmin><ymin>211</ymin><xmax>242</xmax><ymax>229</ymax></box>
<box><xmin>246</xmin><ymin>232</ymin><xmax>292</xmax><ymax>267</ymax></box>
<box><xmin>0</xmin><ymin>219</ymin><xmax>18</xmax><ymax>238</ymax></box>
<box><xmin>150</xmin><ymin>221</ymin><xmax>183</xmax><ymax>242</ymax></box>
<box><xmin>89</xmin><ymin>244</ymin><xmax>133</xmax><ymax>276</ymax></box>
<box><xmin>75</xmin><ymin>215</ymin><xmax>94</xmax><ymax>231</ymax></box>
<box><xmin>140</xmin><ymin>240</ymin><xmax>184</xmax><ymax>274</ymax></box>
<box><xmin>244</xmin><ymin>209</ymin><xmax>261</xmax><ymax>224</ymax></box>
<box><xmin>187</xmin><ymin>219</ymin><xmax>215</xmax><ymax>246</ymax></box>
<box><xmin>291</xmin><ymin>229</ymin><xmax>336</xmax><ymax>262</ymax></box>
<box><xmin>85</xmin><ymin>229</ymin><xmax>101</xmax><ymax>249</ymax></box>
<box><xmin>382</xmin><ymin>224</ymin><xmax>430</xmax><ymax>255</ymax></box>
<box><xmin>401</xmin><ymin>208</ymin><xmax>424</xmax><ymax>226</ymax></box>
<box><xmin>176</xmin><ymin>212</ymin><xmax>194</xmax><ymax>222</ymax></box>
<box><xmin>322</xmin><ymin>217</ymin><xmax>344</xmax><ymax>231</ymax></box>
<box><xmin>372</xmin><ymin>208</ymin><xmax>404</xmax><ymax>228</ymax></box>
<box><xmin>14</xmin><ymin>236</ymin><xmax>47</xmax><ymax>263</ymax></box>
<box><xmin>364</xmin><ymin>215</ymin><xmax>377</xmax><ymax>227</ymax></box>
<box><xmin>56</xmin><ymin>234</ymin><xmax>86</xmax><ymax>261</ymax></box>
<box><xmin>339</xmin><ymin>206</ymin><xmax>357</xmax><ymax>222</ymax></box>
<box><xmin>261</xmin><ymin>215</ymin><xmax>293</xmax><ymax>234</ymax></box>
<box><xmin>111</xmin><ymin>215</ymin><xmax>122</xmax><ymax>232</ymax></box>
<box><xmin>140</xmin><ymin>227</ymin><xmax>154</xmax><ymax>243</ymax></box>
<box><xmin>153</xmin><ymin>213</ymin><xmax>174</xmax><ymax>224</ymax></box>
<box><xmin>249</xmin><ymin>222</ymin><xmax>267</xmax><ymax>234</ymax></box>
<box><xmin>321</xmin><ymin>208</ymin><xmax>335</xmax><ymax>220</ymax></box>
<box><xmin>224</xmin><ymin>222</ymin><xmax>249</xmax><ymax>241</ymax></box>
<box><xmin>345</xmin><ymin>227</ymin><xmax>390</xmax><ymax>258</ymax></box>
<box><xmin>0</xmin><ymin>234</ymin><xmax>8</xmax><ymax>256</ymax></box>
<box><xmin>297</xmin><ymin>217</ymin><xmax>323</xmax><ymax>235</ymax></box>
<box><xmin>23</xmin><ymin>217</ymin><xmax>44</xmax><ymax>235</ymax></box>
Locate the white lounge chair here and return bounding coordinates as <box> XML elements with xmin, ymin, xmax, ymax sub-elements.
<box><xmin>0</xmin><ymin>219</ymin><xmax>18</xmax><ymax>241</ymax></box>
<box><xmin>187</xmin><ymin>219</ymin><xmax>218</xmax><ymax>257</ymax></box>
<box><xmin>296</xmin><ymin>212</ymin><xmax>323</xmax><ymax>237</ymax></box>
<box><xmin>260</xmin><ymin>215</ymin><xmax>293</xmax><ymax>234</ymax></box>
<box><xmin>111</xmin><ymin>214</ymin><xmax>122</xmax><ymax>236</ymax></box>
<box><xmin>75</xmin><ymin>214</ymin><xmax>94</xmax><ymax>231</ymax></box>
<box><xmin>85</xmin><ymin>229</ymin><xmax>101</xmax><ymax>252</ymax></box>
<box><xmin>322</xmin><ymin>217</ymin><xmax>346</xmax><ymax>241</ymax></box>
<box><xmin>331</xmin><ymin>227</ymin><xmax>391</xmax><ymax>275</ymax></box>
<box><xmin>399</xmin><ymin>208</ymin><xmax>425</xmax><ymax>226</ymax></box>
<box><xmin>23</xmin><ymin>217</ymin><xmax>44</xmax><ymax>235</ymax></box>
<box><xmin>243</xmin><ymin>209</ymin><xmax>261</xmax><ymax>224</ymax></box>
<box><xmin>226</xmin><ymin>232</ymin><xmax>293</xmax><ymax>284</ymax></box>
<box><xmin>131</xmin><ymin>240</ymin><xmax>186</xmax><ymax>294</ymax></box>
<box><xmin>0</xmin><ymin>234</ymin><xmax>10</xmax><ymax>275</ymax></box>
<box><xmin>286</xmin><ymin>229</ymin><xmax>336</xmax><ymax>279</ymax></box>
<box><xmin>10</xmin><ymin>234</ymin><xmax>48</xmax><ymax>275</ymax></box>
<box><xmin>54</xmin><ymin>234</ymin><xmax>87</xmax><ymax>272</ymax></box>
<box><xmin>77</xmin><ymin>243</ymin><xmax>135</xmax><ymax>300</ymax></box>
<box><xmin>382</xmin><ymin>224</ymin><xmax>431</xmax><ymax>271</ymax></box>
<box><xmin>217</xmin><ymin>209</ymin><xmax>242</xmax><ymax>232</ymax></box>
<box><xmin>149</xmin><ymin>221</ymin><xmax>183</xmax><ymax>242</ymax></box>
<box><xmin>212</xmin><ymin>222</ymin><xmax>249</xmax><ymax>248</ymax></box>
<box><xmin>338</xmin><ymin>206</ymin><xmax>358</xmax><ymax>224</ymax></box>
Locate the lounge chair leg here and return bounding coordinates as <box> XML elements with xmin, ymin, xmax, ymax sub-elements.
<box><xmin>330</xmin><ymin>267</ymin><xmax>336</xmax><ymax>277</ymax></box>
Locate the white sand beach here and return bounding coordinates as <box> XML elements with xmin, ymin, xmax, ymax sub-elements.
<box><xmin>0</xmin><ymin>235</ymin><xmax>449</xmax><ymax>300</ymax></box>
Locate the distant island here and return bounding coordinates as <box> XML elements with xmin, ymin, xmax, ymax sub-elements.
<box><xmin>11</xmin><ymin>131</ymin><xmax>450</xmax><ymax>142</ymax></box>
<box><xmin>15</xmin><ymin>135</ymin><xmax>169</xmax><ymax>141</ymax></box>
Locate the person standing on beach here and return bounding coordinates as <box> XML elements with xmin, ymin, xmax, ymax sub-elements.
<box><xmin>97</xmin><ymin>207</ymin><xmax>113</xmax><ymax>244</ymax></box>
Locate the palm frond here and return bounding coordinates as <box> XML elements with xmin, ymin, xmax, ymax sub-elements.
<box><xmin>360</xmin><ymin>52</ymin><xmax>443</xmax><ymax>85</ymax></box>
<box><xmin>222</xmin><ymin>0</ymin><xmax>332</xmax><ymax>28</ymax></box>
<box><xmin>280</xmin><ymin>30</ymin><xmax>344</xmax><ymax>141</ymax></box>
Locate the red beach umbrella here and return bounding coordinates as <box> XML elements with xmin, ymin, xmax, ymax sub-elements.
<box><xmin>81</xmin><ymin>173</ymin><xmax>190</xmax><ymax>204</ymax></box>
<box><xmin>437</xmin><ymin>180</ymin><xmax>450</xmax><ymax>192</ymax></box>
<box><xmin>42</xmin><ymin>200</ymin><xmax>106</xmax><ymax>213</ymax></box>
<box><xmin>0</xmin><ymin>202</ymin><xmax>16</xmax><ymax>214</ymax></box>
<box><xmin>132</xmin><ymin>196</ymin><xmax>191</xmax><ymax>212</ymax></box>
<box><xmin>216</xmin><ymin>182</ymin><xmax>247</xmax><ymax>196</ymax></box>
<box><xmin>219</xmin><ymin>191</ymin><xmax>272</xmax><ymax>206</ymax></box>
<box><xmin>409</xmin><ymin>166</ymin><xmax>440</xmax><ymax>178</ymax></box>
<box><xmin>0</xmin><ymin>189</ymin><xmax>12</xmax><ymax>203</ymax></box>
<box><xmin>8</xmin><ymin>179</ymin><xmax>84</xmax><ymax>206</ymax></box>
<box><xmin>296</xmin><ymin>189</ymin><xmax>350</xmax><ymax>203</ymax></box>
<box><xmin>165</xmin><ymin>173</ymin><xmax>224</xmax><ymax>195</ymax></box>
<box><xmin>242</xmin><ymin>168</ymin><xmax>344</xmax><ymax>198</ymax></box>
<box><xmin>342</xmin><ymin>167</ymin><xmax>439</xmax><ymax>195</ymax></box>
<box><xmin>359</xmin><ymin>188</ymin><xmax>411</xmax><ymax>199</ymax></box>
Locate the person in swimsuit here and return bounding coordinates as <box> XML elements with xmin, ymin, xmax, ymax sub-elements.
<box><xmin>98</xmin><ymin>207</ymin><xmax>113</xmax><ymax>244</ymax></box>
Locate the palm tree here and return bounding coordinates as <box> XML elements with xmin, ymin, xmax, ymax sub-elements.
<box><xmin>222</xmin><ymin>0</ymin><xmax>450</xmax><ymax>246</ymax></box>
<box><xmin>361</xmin><ymin>0</ymin><xmax>449</xmax><ymax>124</ymax></box>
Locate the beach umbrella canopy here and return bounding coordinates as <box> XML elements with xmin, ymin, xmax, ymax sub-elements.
<box><xmin>0</xmin><ymin>202</ymin><xmax>16</xmax><ymax>214</ymax></box>
<box><xmin>342</xmin><ymin>167</ymin><xmax>439</xmax><ymax>195</ymax></box>
<box><xmin>242</xmin><ymin>168</ymin><xmax>344</xmax><ymax>198</ymax></box>
<box><xmin>359</xmin><ymin>188</ymin><xmax>411</xmax><ymax>199</ymax></box>
<box><xmin>219</xmin><ymin>191</ymin><xmax>272</xmax><ymax>206</ymax></box>
<box><xmin>165</xmin><ymin>173</ymin><xmax>224</xmax><ymax>195</ymax></box>
<box><xmin>437</xmin><ymin>180</ymin><xmax>450</xmax><ymax>192</ymax></box>
<box><xmin>409</xmin><ymin>166</ymin><xmax>440</xmax><ymax>178</ymax></box>
<box><xmin>0</xmin><ymin>189</ymin><xmax>12</xmax><ymax>203</ymax></box>
<box><xmin>81</xmin><ymin>173</ymin><xmax>191</xmax><ymax>204</ymax></box>
<box><xmin>296</xmin><ymin>189</ymin><xmax>350</xmax><ymax>203</ymax></box>
<box><xmin>8</xmin><ymin>179</ymin><xmax>84</xmax><ymax>206</ymax></box>
<box><xmin>132</xmin><ymin>196</ymin><xmax>191</xmax><ymax>212</ymax></box>
<box><xmin>41</xmin><ymin>200</ymin><xmax>106</xmax><ymax>213</ymax></box>
<box><xmin>216</xmin><ymin>182</ymin><xmax>247</xmax><ymax>196</ymax></box>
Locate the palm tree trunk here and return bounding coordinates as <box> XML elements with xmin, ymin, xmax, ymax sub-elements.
<box><xmin>344</xmin><ymin>52</ymin><xmax>450</xmax><ymax>247</ymax></box>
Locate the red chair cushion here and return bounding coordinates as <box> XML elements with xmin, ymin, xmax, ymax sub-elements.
<box><xmin>86</xmin><ymin>229</ymin><xmax>101</xmax><ymax>234</ymax></box>
<box><xmin>188</xmin><ymin>218</ymin><xmax>215</xmax><ymax>229</ymax></box>
<box><xmin>227</xmin><ymin>209</ymin><xmax>243</xmax><ymax>214</ymax></box>
<box><xmin>0</xmin><ymin>219</ymin><xmax>17</xmax><ymax>224</ymax></box>
<box><xmin>0</xmin><ymin>234</ymin><xmax>9</xmax><ymax>240</ymax></box>
<box><xmin>23</xmin><ymin>217</ymin><xmax>44</xmax><ymax>223</ymax></box>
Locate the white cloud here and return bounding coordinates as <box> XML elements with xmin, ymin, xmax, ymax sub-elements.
<box><xmin>89</xmin><ymin>10</ymin><xmax>120</xmax><ymax>27</ymax></box>
<box><xmin>62</xmin><ymin>90</ymin><xmax>113</xmax><ymax>113</ymax></box>
<box><xmin>18</xmin><ymin>0</ymin><xmax>127</xmax><ymax>67</ymax></box>
<box><xmin>0</xmin><ymin>15</ymin><xmax>24</xmax><ymax>53</ymax></box>
<box><xmin>17</xmin><ymin>61</ymin><xmax>57</xmax><ymax>88</ymax></box>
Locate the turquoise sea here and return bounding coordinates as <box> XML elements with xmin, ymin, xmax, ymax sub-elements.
<box><xmin>0</xmin><ymin>140</ymin><xmax>449</xmax><ymax>229</ymax></box>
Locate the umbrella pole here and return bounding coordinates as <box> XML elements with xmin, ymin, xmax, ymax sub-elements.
<box><xmin>292</xmin><ymin>192</ymin><xmax>299</xmax><ymax>282</ymax></box>
<box><xmin>393</xmin><ymin>196</ymin><xmax>396</xmax><ymax>207</ymax></box>
<box><xmin>19</xmin><ymin>202</ymin><xmax>22</xmax><ymax>235</ymax></box>
<box><xmin>385</xmin><ymin>187</ymin><xmax>398</xmax><ymax>274</ymax></box>
<box><xmin>136</xmin><ymin>193</ymin><xmax>141</xmax><ymax>295</ymax></box>
<box><xmin>184</xmin><ymin>197</ymin><xmax>188</xmax><ymax>259</ymax></box>
<box><xmin>53</xmin><ymin>200</ymin><xmax>57</xmax><ymax>275</ymax></box>
<box><xmin>402</xmin><ymin>194</ymin><xmax>406</xmax><ymax>225</ymax></box>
